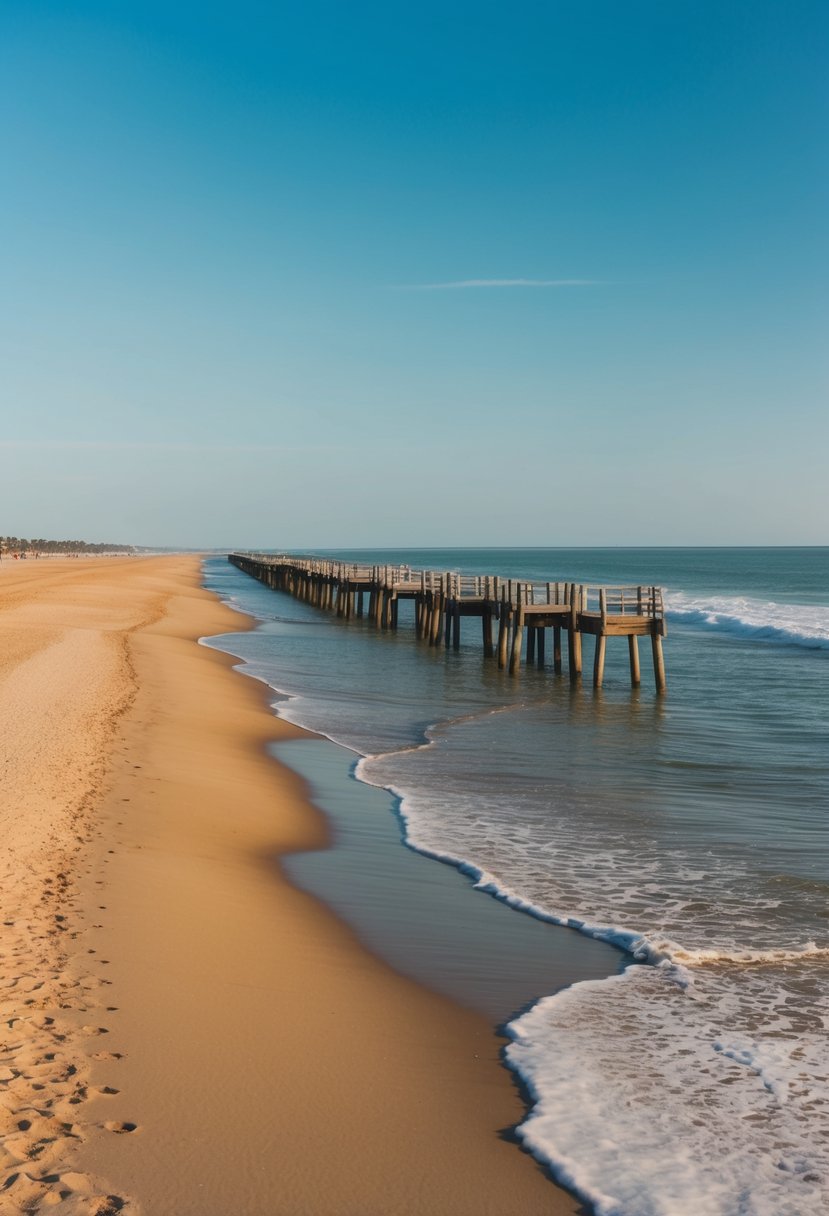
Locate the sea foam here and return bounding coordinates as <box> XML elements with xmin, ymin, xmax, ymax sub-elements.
<box><xmin>666</xmin><ymin>592</ymin><xmax>829</xmax><ymax>648</ymax></box>
<box><xmin>507</xmin><ymin>964</ymin><xmax>828</xmax><ymax>1216</ymax></box>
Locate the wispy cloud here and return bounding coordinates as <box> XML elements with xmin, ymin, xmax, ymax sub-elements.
<box><xmin>0</xmin><ymin>440</ymin><xmax>334</xmax><ymax>454</ymax></box>
<box><xmin>393</xmin><ymin>278</ymin><xmax>601</xmax><ymax>291</ymax></box>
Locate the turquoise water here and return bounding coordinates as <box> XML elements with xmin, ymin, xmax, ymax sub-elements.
<box><xmin>203</xmin><ymin>548</ymin><xmax>828</xmax><ymax>1216</ymax></box>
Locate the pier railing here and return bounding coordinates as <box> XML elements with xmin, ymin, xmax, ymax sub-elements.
<box><xmin>227</xmin><ymin>553</ymin><xmax>667</xmax><ymax>690</ymax></box>
<box><xmin>580</xmin><ymin>584</ymin><xmax>664</xmax><ymax>618</ymax></box>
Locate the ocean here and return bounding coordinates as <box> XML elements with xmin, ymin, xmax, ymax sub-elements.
<box><xmin>202</xmin><ymin>548</ymin><xmax>828</xmax><ymax>1216</ymax></box>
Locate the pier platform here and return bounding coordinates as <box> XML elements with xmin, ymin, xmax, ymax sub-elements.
<box><xmin>228</xmin><ymin>554</ymin><xmax>667</xmax><ymax>691</ymax></box>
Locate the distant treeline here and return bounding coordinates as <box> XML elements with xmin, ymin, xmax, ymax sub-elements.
<box><xmin>0</xmin><ymin>537</ymin><xmax>138</xmax><ymax>555</ymax></box>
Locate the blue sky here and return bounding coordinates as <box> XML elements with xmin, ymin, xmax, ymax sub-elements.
<box><xmin>1</xmin><ymin>1</ymin><xmax>826</xmax><ymax>546</ymax></box>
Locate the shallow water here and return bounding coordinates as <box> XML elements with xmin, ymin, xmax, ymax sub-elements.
<box><xmin>275</xmin><ymin>737</ymin><xmax>619</xmax><ymax>1026</ymax></box>
<box><xmin>203</xmin><ymin>548</ymin><xmax>828</xmax><ymax>1216</ymax></box>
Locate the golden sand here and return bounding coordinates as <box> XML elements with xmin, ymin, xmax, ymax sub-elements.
<box><xmin>0</xmin><ymin>555</ymin><xmax>577</xmax><ymax>1215</ymax></box>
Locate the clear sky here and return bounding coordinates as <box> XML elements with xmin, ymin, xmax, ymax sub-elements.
<box><xmin>1</xmin><ymin>1</ymin><xmax>826</xmax><ymax>547</ymax></box>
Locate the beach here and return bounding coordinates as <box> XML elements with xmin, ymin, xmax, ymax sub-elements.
<box><xmin>0</xmin><ymin>554</ymin><xmax>579</xmax><ymax>1215</ymax></box>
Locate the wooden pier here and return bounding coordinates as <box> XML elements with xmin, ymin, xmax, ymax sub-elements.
<box><xmin>228</xmin><ymin>554</ymin><xmax>668</xmax><ymax>691</ymax></box>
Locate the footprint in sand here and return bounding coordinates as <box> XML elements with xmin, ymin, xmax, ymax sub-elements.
<box><xmin>92</xmin><ymin>1197</ymin><xmax>126</xmax><ymax>1215</ymax></box>
<box><xmin>0</xmin><ymin>1169</ymin><xmax>126</xmax><ymax>1213</ymax></box>
<box><xmin>104</xmin><ymin>1121</ymin><xmax>138</xmax><ymax>1135</ymax></box>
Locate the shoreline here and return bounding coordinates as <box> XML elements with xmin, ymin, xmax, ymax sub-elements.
<box><xmin>200</xmin><ymin>591</ymin><xmax>622</xmax><ymax>1030</ymax></box>
<box><xmin>273</xmin><ymin>735</ymin><xmax>621</xmax><ymax>1027</ymax></box>
<box><xmin>1</xmin><ymin>554</ymin><xmax>585</xmax><ymax>1213</ymax></box>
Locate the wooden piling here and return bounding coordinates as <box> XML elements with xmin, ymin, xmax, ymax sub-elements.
<box><xmin>651</xmin><ymin>633</ymin><xmax>666</xmax><ymax>693</ymax></box>
<box><xmin>568</xmin><ymin>584</ymin><xmax>582</xmax><ymax>680</ymax></box>
<box><xmin>593</xmin><ymin>635</ymin><xmax>606</xmax><ymax>688</ymax></box>
<box><xmin>593</xmin><ymin>589</ymin><xmax>607</xmax><ymax>687</ymax></box>
<box><xmin>509</xmin><ymin>600</ymin><xmax>525</xmax><ymax>674</ymax></box>
<box><xmin>430</xmin><ymin>586</ymin><xmax>444</xmax><ymax>645</ymax></box>
<box><xmin>482</xmin><ymin>606</ymin><xmax>494</xmax><ymax>657</ymax></box>
<box><xmin>497</xmin><ymin>602</ymin><xmax>510</xmax><ymax>668</ymax></box>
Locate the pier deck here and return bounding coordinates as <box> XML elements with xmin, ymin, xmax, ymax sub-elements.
<box><xmin>228</xmin><ymin>554</ymin><xmax>667</xmax><ymax>691</ymax></box>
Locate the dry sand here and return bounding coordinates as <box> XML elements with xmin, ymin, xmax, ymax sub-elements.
<box><xmin>0</xmin><ymin>555</ymin><xmax>580</xmax><ymax>1215</ymax></box>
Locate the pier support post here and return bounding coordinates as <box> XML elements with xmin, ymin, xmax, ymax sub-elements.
<box><xmin>430</xmin><ymin>592</ymin><xmax>444</xmax><ymax>645</ymax></box>
<box><xmin>482</xmin><ymin>606</ymin><xmax>494</xmax><ymax>657</ymax></box>
<box><xmin>567</xmin><ymin>585</ymin><xmax>582</xmax><ymax>681</ymax></box>
<box><xmin>573</xmin><ymin>629</ymin><xmax>582</xmax><ymax>678</ymax></box>
<box><xmin>593</xmin><ymin>635</ymin><xmax>606</xmax><ymax>688</ymax></box>
<box><xmin>509</xmin><ymin>605</ymin><xmax>525</xmax><ymax>674</ymax></box>
<box><xmin>497</xmin><ymin>605</ymin><xmax>510</xmax><ymax>668</ymax></box>
<box><xmin>651</xmin><ymin>632</ymin><xmax>667</xmax><ymax>693</ymax></box>
<box><xmin>553</xmin><ymin>626</ymin><xmax>562</xmax><ymax>674</ymax></box>
<box><xmin>628</xmin><ymin>635</ymin><xmax>641</xmax><ymax>687</ymax></box>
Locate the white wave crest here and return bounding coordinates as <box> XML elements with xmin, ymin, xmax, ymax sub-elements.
<box><xmin>667</xmin><ymin>592</ymin><xmax>829</xmax><ymax>648</ymax></box>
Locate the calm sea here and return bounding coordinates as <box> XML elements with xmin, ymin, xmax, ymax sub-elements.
<box><xmin>203</xmin><ymin>548</ymin><xmax>828</xmax><ymax>1216</ymax></box>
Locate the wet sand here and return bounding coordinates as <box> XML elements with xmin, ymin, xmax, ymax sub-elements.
<box><xmin>273</xmin><ymin>736</ymin><xmax>620</xmax><ymax>1027</ymax></box>
<box><xmin>0</xmin><ymin>554</ymin><xmax>583</xmax><ymax>1214</ymax></box>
